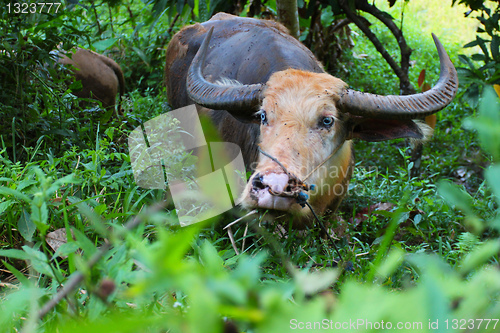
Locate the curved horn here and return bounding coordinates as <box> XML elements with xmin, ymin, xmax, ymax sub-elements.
<box><xmin>338</xmin><ymin>34</ymin><xmax>458</xmax><ymax>119</ymax></box>
<box><xmin>186</xmin><ymin>26</ymin><xmax>265</xmax><ymax>114</ymax></box>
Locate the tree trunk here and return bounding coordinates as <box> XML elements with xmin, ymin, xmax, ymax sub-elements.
<box><xmin>277</xmin><ymin>0</ymin><xmax>300</xmax><ymax>39</ymax></box>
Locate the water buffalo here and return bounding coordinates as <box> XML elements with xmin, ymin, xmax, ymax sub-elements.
<box><xmin>164</xmin><ymin>13</ymin><xmax>457</xmax><ymax>226</ymax></box>
<box><xmin>53</xmin><ymin>48</ymin><xmax>125</xmax><ymax>112</ymax></box>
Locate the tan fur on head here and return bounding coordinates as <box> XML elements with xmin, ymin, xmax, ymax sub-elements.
<box><xmin>260</xmin><ymin>69</ymin><xmax>346</xmax><ymax>139</ymax></box>
<box><xmin>240</xmin><ymin>69</ymin><xmax>353</xmax><ymax>216</ymax></box>
<box><xmin>264</xmin><ymin>69</ymin><xmax>346</xmax><ymax>107</ymax></box>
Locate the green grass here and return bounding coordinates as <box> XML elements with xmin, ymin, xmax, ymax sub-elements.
<box><xmin>375</xmin><ymin>0</ymin><xmax>478</xmax><ymax>49</ymax></box>
<box><xmin>329</xmin><ymin>1</ymin><xmax>494</xmax><ymax>269</ymax></box>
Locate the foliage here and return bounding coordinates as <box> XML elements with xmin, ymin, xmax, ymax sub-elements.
<box><xmin>1</xmin><ymin>1</ymin><xmax>500</xmax><ymax>332</ymax></box>
<box><xmin>1</xmin><ymin>108</ymin><xmax>500</xmax><ymax>330</ymax></box>
<box><xmin>452</xmin><ymin>0</ymin><xmax>500</xmax><ymax>10</ymax></box>
<box><xmin>0</xmin><ymin>0</ymin><xmax>181</xmax><ymax>162</ymax></box>
<box><xmin>454</xmin><ymin>0</ymin><xmax>500</xmax><ymax>106</ymax></box>
<box><xmin>0</xmin><ymin>0</ymin><xmax>82</xmax><ymax>162</ymax></box>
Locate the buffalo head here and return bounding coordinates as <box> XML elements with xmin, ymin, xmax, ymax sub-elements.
<box><xmin>166</xmin><ymin>15</ymin><xmax>458</xmax><ymax>223</ymax></box>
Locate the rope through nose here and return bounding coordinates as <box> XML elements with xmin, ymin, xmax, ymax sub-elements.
<box><xmin>256</xmin><ymin>147</ymin><xmax>346</xmax><ymax>265</ymax></box>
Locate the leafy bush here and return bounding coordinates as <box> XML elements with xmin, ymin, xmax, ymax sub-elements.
<box><xmin>455</xmin><ymin>0</ymin><xmax>500</xmax><ymax>106</ymax></box>
<box><xmin>0</xmin><ymin>4</ymin><xmax>81</xmax><ymax>161</ymax></box>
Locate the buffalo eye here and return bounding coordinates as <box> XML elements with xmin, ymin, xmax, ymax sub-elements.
<box><xmin>319</xmin><ymin>116</ymin><xmax>334</xmax><ymax>129</ymax></box>
<box><xmin>260</xmin><ymin>111</ymin><xmax>268</xmax><ymax>125</ymax></box>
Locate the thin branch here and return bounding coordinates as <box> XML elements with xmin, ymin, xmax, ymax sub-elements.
<box><xmin>339</xmin><ymin>0</ymin><xmax>415</xmax><ymax>94</ymax></box>
<box><xmin>304</xmin><ymin>0</ymin><xmax>320</xmax><ymax>48</ymax></box>
<box><xmin>91</xmin><ymin>3</ymin><xmax>102</xmax><ymax>36</ymax></box>
<box><xmin>227</xmin><ymin>226</ymin><xmax>240</xmax><ymax>255</ymax></box>
<box><xmin>108</xmin><ymin>3</ymin><xmax>114</xmax><ymax>36</ymax></box>
<box><xmin>167</xmin><ymin>13</ymin><xmax>180</xmax><ymax>36</ymax></box>
<box><xmin>36</xmin><ymin>242</ymin><xmax>111</xmax><ymax>321</ymax></box>
<box><xmin>354</xmin><ymin>0</ymin><xmax>415</xmax><ymax>94</ymax></box>
<box><xmin>241</xmin><ymin>223</ymin><xmax>249</xmax><ymax>252</ymax></box>
<box><xmin>331</xmin><ymin>18</ymin><xmax>352</xmax><ymax>32</ymax></box>
<box><xmin>224</xmin><ymin>209</ymin><xmax>258</xmax><ymax>229</ymax></box>
<box><xmin>34</xmin><ymin>202</ymin><xmax>166</xmax><ymax>322</ymax></box>
<box><xmin>304</xmin><ymin>201</ymin><xmax>343</xmax><ymax>264</ymax></box>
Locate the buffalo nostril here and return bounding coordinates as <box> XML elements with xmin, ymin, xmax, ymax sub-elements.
<box><xmin>252</xmin><ymin>173</ymin><xmax>266</xmax><ymax>190</ymax></box>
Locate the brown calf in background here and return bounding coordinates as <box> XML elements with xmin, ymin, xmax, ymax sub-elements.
<box><xmin>54</xmin><ymin>48</ymin><xmax>125</xmax><ymax>112</ymax></box>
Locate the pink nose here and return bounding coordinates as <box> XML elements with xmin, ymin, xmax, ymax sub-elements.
<box><xmin>248</xmin><ymin>172</ymin><xmax>298</xmax><ymax>211</ymax></box>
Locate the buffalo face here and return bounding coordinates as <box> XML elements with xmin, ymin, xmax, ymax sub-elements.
<box><xmin>241</xmin><ymin>69</ymin><xmax>353</xmax><ymax>216</ymax></box>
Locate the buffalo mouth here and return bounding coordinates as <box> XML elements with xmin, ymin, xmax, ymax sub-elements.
<box><xmin>245</xmin><ymin>171</ymin><xmax>305</xmax><ymax>212</ymax></box>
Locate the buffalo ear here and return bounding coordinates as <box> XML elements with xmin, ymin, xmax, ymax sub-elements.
<box><xmin>346</xmin><ymin>116</ymin><xmax>424</xmax><ymax>142</ymax></box>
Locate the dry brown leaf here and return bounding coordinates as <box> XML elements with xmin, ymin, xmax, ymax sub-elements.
<box><xmin>46</xmin><ymin>228</ymin><xmax>75</xmax><ymax>258</ymax></box>
<box><xmin>350</xmin><ymin>202</ymin><xmax>396</xmax><ymax>227</ymax></box>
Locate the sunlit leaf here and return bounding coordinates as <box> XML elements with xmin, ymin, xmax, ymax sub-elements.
<box><xmin>460</xmin><ymin>240</ymin><xmax>500</xmax><ymax>275</ymax></box>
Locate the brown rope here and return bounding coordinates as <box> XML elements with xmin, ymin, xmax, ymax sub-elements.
<box><xmin>256</xmin><ymin>148</ymin><xmax>345</xmax><ymax>263</ymax></box>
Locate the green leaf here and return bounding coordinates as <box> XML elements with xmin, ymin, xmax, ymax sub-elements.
<box><xmin>471</xmin><ymin>53</ymin><xmax>487</xmax><ymax>61</ymax></box>
<box><xmin>31</xmin><ymin>200</ymin><xmax>49</xmax><ymax>233</ymax></box>
<box><xmin>186</xmin><ymin>281</ymin><xmax>221</xmax><ymax>333</ymax></box>
<box><xmin>293</xmin><ymin>267</ymin><xmax>339</xmax><ymax>296</ymax></box>
<box><xmin>375</xmin><ymin>247</ymin><xmax>405</xmax><ymax>280</ymax></box>
<box><xmin>49</xmin><ymin>174</ymin><xmax>80</xmax><ymax>194</ymax></box>
<box><xmin>17</xmin><ymin>179</ymin><xmax>37</xmax><ymax>192</ymax></box>
<box><xmin>421</xmin><ymin>275</ymin><xmax>451</xmax><ymax>328</ymax></box>
<box><xmin>0</xmin><ymin>249</ymin><xmax>30</xmax><ymax>261</ymax></box>
<box><xmin>199</xmin><ymin>241</ymin><xmax>225</xmax><ymax>276</ymax></box>
<box><xmin>94</xmin><ymin>203</ymin><xmax>107</xmax><ymax>216</ymax></box>
<box><xmin>0</xmin><ymin>186</ymin><xmax>31</xmax><ymax>203</ymax></box>
<box><xmin>105</xmin><ymin>127</ymin><xmax>115</xmax><ymax>141</ymax></box>
<box><xmin>0</xmin><ymin>200</ymin><xmax>14</xmax><ymax>215</ymax></box>
<box><xmin>206</xmin><ymin>279</ymin><xmax>247</xmax><ymax>305</ymax></box>
<box><xmin>485</xmin><ymin>165</ymin><xmax>500</xmax><ymax>207</ymax></box>
<box><xmin>492</xmin><ymin>35</ymin><xmax>500</xmax><ymax>60</ymax></box>
<box><xmin>232</xmin><ymin>252</ymin><xmax>266</xmax><ymax>288</ymax></box>
<box><xmin>69</xmin><ymin>80</ymin><xmax>83</xmax><ymax>91</ymax></box>
<box><xmin>437</xmin><ymin>180</ymin><xmax>474</xmax><ymax>216</ymax></box>
<box><xmin>18</xmin><ymin>208</ymin><xmax>36</xmax><ymax>241</ymax></box>
<box><xmin>0</xmin><ymin>287</ymin><xmax>42</xmax><ymax>329</ymax></box>
<box><xmin>490</xmin><ymin>214</ymin><xmax>500</xmax><ymax>231</ymax></box>
<box><xmin>92</xmin><ymin>38</ymin><xmax>118</xmax><ymax>51</ymax></box>
<box><xmin>100</xmin><ymin>108</ymin><xmax>113</xmax><ymax>123</ymax></box>
<box><xmin>132</xmin><ymin>47</ymin><xmax>150</xmax><ymax>66</ymax></box>
<box><xmin>463</xmin><ymin>40</ymin><xmax>480</xmax><ymax>48</ymax></box>
<box><xmin>460</xmin><ymin>240</ymin><xmax>500</xmax><ymax>275</ymax></box>
<box><xmin>458</xmin><ymin>54</ymin><xmax>476</xmax><ymax>70</ymax></box>
<box><xmin>463</xmin><ymin>86</ymin><xmax>500</xmax><ymax>160</ymax></box>
<box><xmin>76</xmin><ymin>202</ymin><xmax>107</xmax><ymax>236</ymax></box>
<box><xmin>22</xmin><ymin>245</ymin><xmax>54</xmax><ymax>277</ymax></box>
<box><xmin>1</xmin><ymin>261</ymin><xmax>31</xmax><ymax>286</ymax></box>
<box><xmin>72</xmin><ymin>228</ymin><xmax>98</xmax><ymax>259</ymax></box>
<box><xmin>53</xmin><ymin>242</ymin><xmax>80</xmax><ymax>260</ymax></box>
